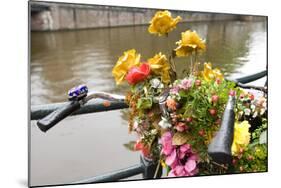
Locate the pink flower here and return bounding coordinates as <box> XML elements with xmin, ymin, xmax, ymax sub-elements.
<box><xmin>175</xmin><ymin>122</ymin><xmax>187</xmax><ymax>132</ymax></box>
<box><xmin>229</xmin><ymin>90</ymin><xmax>236</xmax><ymax>96</ymax></box>
<box><xmin>185</xmin><ymin>159</ymin><xmax>196</xmax><ymax>172</ymax></box>
<box><xmin>168</xmin><ymin>160</ymin><xmax>198</xmax><ymax>177</ymax></box>
<box><xmin>180</xmin><ymin>78</ymin><xmax>193</xmax><ymax>90</ymax></box>
<box><xmin>170</xmin><ymin>86</ymin><xmax>180</xmax><ymax>95</ymax></box>
<box><xmin>160</xmin><ymin>132</ymin><xmax>175</xmax><ymax>155</ymax></box>
<box><xmin>160</xmin><ymin>132</ymin><xmax>199</xmax><ymax>177</ymax></box>
<box><xmin>165</xmin><ymin>149</ymin><xmax>177</xmax><ymax>166</ymax></box>
<box><xmin>125</xmin><ymin>63</ymin><xmax>150</xmax><ymax>85</ymax></box>
<box><xmin>178</xmin><ymin>144</ymin><xmax>191</xmax><ymax>159</ymax></box>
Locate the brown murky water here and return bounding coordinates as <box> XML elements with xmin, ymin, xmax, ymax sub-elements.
<box><xmin>30</xmin><ymin>20</ymin><xmax>267</xmax><ymax>186</ymax></box>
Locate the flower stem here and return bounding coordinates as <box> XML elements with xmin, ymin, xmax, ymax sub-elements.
<box><xmin>190</xmin><ymin>53</ymin><xmax>193</xmax><ymax>75</ymax></box>
<box><xmin>166</xmin><ymin>35</ymin><xmax>177</xmax><ymax>79</ymax></box>
<box><xmin>194</xmin><ymin>50</ymin><xmax>198</xmax><ymax>74</ymax></box>
<box><xmin>153</xmin><ymin>160</ymin><xmax>161</xmax><ymax>178</ymax></box>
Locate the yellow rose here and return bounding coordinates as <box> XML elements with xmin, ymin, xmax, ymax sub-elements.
<box><xmin>148</xmin><ymin>10</ymin><xmax>181</xmax><ymax>36</ymax></box>
<box><xmin>148</xmin><ymin>53</ymin><xmax>170</xmax><ymax>84</ymax></box>
<box><xmin>231</xmin><ymin>121</ymin><xmax>251</xmax><ymax>155</ymax></box>
<box><xmin>201</xmin><ymin>62</ymin><xmax>224</xmax><ymax>82</ymax></box>
<box><xmin>174</xmin><ymin>30</ymin><xmax>206</xmax><ymax>57</ymax></box>
<box><xmin>112</xmin><ymin>49</ymin><xmax>141</xmax><ymax>85</ymax></box>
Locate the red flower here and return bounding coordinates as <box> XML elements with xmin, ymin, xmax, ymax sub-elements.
<box><xmin>209</xmin><ymin>108</ymin><xmax>217</xmax><ymax>116</ymax></box>
<box><xmin>249</xmin><ymin>94</ymin><xmax>255</xmax><ymax>100</ymax></box>
<box><xmin>126</xmin><ymin>63</ymin><xmax>150</xmax><ymax>85</ymax></box>
<box><xmin>134</xmin><ymin>140</ymin><xmax>150</xmax><ymax>157</ymax></box>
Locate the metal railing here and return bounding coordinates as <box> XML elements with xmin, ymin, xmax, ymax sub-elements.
<box><xmin>30</xmin><ymin>70</ymin><xmax>267</xmax><ymax>184</ymax></box>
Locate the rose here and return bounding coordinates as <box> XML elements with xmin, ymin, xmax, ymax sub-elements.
<box><xmin>125</xmin><ymin>63</ymin><xmax>150</xmax><ymax>85</ymax></box>
<box><xmin>175</xmin><ymin>30</ymin><xmax>206</xmax><ymax>57</ymax></box>
<box><xmin>112</xmin><ymin>49</ymin><xmax>140</xmax><ymax>85</ymax></box>
<box><xmin>148</xmin><ymin>10</ymin><xmax>181</xmax><ymax>36</ymax></box>
<box><xmin>148</xmin><ymin>53</ymin><xmax>171</xmax><ymax>84</ymax></box>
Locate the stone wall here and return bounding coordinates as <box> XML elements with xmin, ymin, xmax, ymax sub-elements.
<box><xmin>30</xmin><ymin>2</ymin><xmax>266</xmax><ymax>31</ymax></box>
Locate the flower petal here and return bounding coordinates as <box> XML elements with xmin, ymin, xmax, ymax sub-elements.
<box><xmin>165</xmin><ymin>149</ymin><xmax>177</xmax><ymax>166</ymax></box>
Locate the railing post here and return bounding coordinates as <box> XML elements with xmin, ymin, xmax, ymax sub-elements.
<box><xmin>140</xmin><ymin>155</ymin><xmax>162</xmax><ymax>179</ymax></box>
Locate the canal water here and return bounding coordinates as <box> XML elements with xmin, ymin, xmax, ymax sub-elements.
<box><xmin>30</xmin><ymin>20</ymin><xmax>267</xmax><ymax>186</ymax></box>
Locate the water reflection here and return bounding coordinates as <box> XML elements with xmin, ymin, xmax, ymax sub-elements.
<box><xmin>31</xmin><ymin>20</ymin><xmax>266</xmax><ymax>105</ymax></box>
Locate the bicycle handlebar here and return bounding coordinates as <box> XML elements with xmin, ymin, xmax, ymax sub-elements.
<box><xmin>37</xmin><ymin>100</ymin><xmax>82</xmax><ymax>132</ymax></box>
<box><xmin>36</xmin><ymin>91</ymin><xmax>125</xmax><ymax>132</ymax></box>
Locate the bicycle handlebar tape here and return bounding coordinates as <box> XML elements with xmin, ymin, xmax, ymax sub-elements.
<box><xmin>37</xmin><ymin>101</ymin><xmax>81</xmax><ymax>132</ymax></box>
<box><xmin>208</xmin><ymin>95</ymin><xmax>236</xmax><ymax>165</ymax></box>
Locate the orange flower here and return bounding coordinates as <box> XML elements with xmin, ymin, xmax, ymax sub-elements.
<box><xmin>166</xmin><ymin>98</ymin><xmax>177</xmax><ymax>111</ymax></box>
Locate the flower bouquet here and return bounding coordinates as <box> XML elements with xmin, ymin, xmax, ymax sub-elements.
<box><xmin>112</xmin><ymin>10</ymin><xmax>267</xmax><ymax>177</ymax></box>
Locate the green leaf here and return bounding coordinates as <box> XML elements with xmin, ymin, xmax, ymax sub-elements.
<box><xmin>172</xmin><ymin>132</ymin><xmax>189</xmax><ymax>145</ymax></box>
<box><xmin>123</xmin><ymin>141</ymin><xmax>137</xmax><ymax>151</ymax></box>
<box><xmin>137</xmin><ymin>97</ymin><xmax>152</xmax><ymax>109</ymax></box>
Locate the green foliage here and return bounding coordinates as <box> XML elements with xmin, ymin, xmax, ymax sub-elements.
<box><xmin>137</xmin><ymin>97</ymin><xmax>153</xmax><ymax>109</ymax></box>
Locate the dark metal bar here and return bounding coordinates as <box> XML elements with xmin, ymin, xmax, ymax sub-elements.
<box><xmin>31</xmin><ymin>99</ymin><xmax>128</xmax><ymax>120</ymax></box>
<box><xmin>208</xmin><ymin>95</ymin><xmax>236</xmax><ymax>164</ymax></box>
<box><xmin>73</xmin><ymin>164</ymin><xmax>144</xmax><ymax>184</ymax></box>
<box><xmin>141</xmin><ymin>155</ymin><xmax>162</xmax><ymax>179</ymax></box>
<box><xmin>233</xmin><ymin>70</ymin><xmax>267</xmax><ymax>84</ymax></box>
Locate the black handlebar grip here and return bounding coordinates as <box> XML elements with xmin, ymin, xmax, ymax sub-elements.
<box><xmin>208</xmin><ymin>95</ymin><xmax>236</xmax><ymax>164</ymax></box>
<box><xmin>37</xmin><ymin>101</ymin><xmax>81</xmax><ymax>132</ymax></box>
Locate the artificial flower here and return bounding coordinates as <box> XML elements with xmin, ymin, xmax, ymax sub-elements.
<box><xmin>148</xmin><ymin>53</ymin><xmax>171</xmax><ymax>84</ymax></box>
<box><xmin>159</xmin><ymin>117</ymin><xmax>172</xmax><ymax>129</ymax></box>
<box><xmin>148</xmin><ymin>10</ymin><xmax>181</xmax><ymax>36</ymax></box>
<box><xmin>112</xmin><ymin>49</ymin><xmax>141</xmax><ymax>85</ymax></box>
<box><xmin>134</xmin><ymin>140</ymin><xmax>150</xmax><ymax>158</ymax></box>
<box><xmin>174</xmin><ymin>30</ymin><xmax>206</xmax><ymax>57</ymax></box>
<box><xmin>175</xmin><ymin>122</ymin><xmax>187</xmax><ymax>132</ymax></box>
<box><xmin>125</xmin><ymin>63</ymin><xmax>150</xmax><ymax>85</ymax></box>
<box><xmin>231</xmin><ymin>121</ymin><xmax>251</xmax><ymax>155</ymax></box>
<box><xmin>166</xmin><ymin>98</ymin><xmax>177</xmax><ymax>111</ymax></box>
<box><xmin>160</xmin><ymin>131</ymin><xmax>175</xmax><ymax>155</ymax></box>
<box><xmin>150</xmin><ymin>78</ymin><xmax>164</xmax><ymax>89</ymax></box>
<box><xmin>179</xmin><ymin>78</ymin><xmax>193</xmax><ymax>90</ymax></box>
<box><xmin>163</xmin><ymin>142</ymin><xmax>199</xmax><ymax>177</ymax></box>
<box><xmin>201</xmin><ymin>62</ymin><xmax>224</xmax><ymax>82</ymax></box>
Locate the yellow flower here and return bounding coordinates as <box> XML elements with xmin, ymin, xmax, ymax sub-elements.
<box><xmin>112</xmin><ymin>49</ymin><xmax>141</xmax><ymax>85</ymax></box>
<box><xmin>148</xmin><ymin>53</ymin><xmax>170</xmax><ymax>84</ymax></box>
<box><xmin>174</xmin><ymin>30</ymin><xmax>206</xmax><ymax>57</ymax></box>
<box><xmin>148</xmin><ymin>10</ymin><xmax>181</xmax><ymax>36</ymax></box>
<box><xmin>231</xmin><ymin>121</ymin><xmax>251</xmax><ymax>155</ymax></box>
<box><xmin>160</xmin><ymin>159</ymin><xmax>167</xmax><ymax>168</ymax></box>
<box><xmin>201</xmin><ymin>62</ymin><xmax>224</xmax><ymax>82</ymax></box>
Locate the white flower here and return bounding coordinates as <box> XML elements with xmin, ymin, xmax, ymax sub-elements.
<box><xmin>253</xmin><ymin>111</ymin><xmax>258</xmax><ymax>118</ymax></box>
<box><xmin>244</xmin><ymin>108</ymin><xmax>251</xmax><ymax>116</ymax></box>
<box><xmin>250</xmin><ymin>104</ymin><xmax>256</xmax><ymax>111</ymax></box>
<box><xmin>158</xmin><ymin>117</ymin><xmax>172</xmax><ymax>129</ymax></box>
<box><xmin>150</xmin><ymin>78</ymin><xmax>164</xmax><ymax>89</ymax></box>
